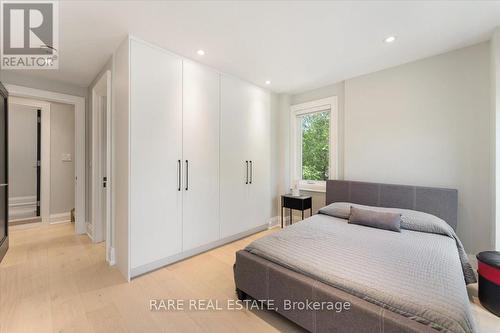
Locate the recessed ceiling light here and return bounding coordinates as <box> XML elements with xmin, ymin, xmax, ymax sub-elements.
<box><xmin>384</xmin><ymin>36</ymin><xmax>397</xmax><ymax>43</ymax></box>
<box><xmin>265</xmin><ymin>80</ymin><xmax>271</xmax><ymax>85</ymax></box>
<box><xmin>197</xmin><ymin>49</ymin><xmax>205</xmax><ymax>56</ymax></box>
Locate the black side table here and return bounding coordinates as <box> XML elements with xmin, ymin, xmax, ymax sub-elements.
<box><xmin>281</xmin><ymin>194</ymin><xmax>312</xmax><ymax>228</ymax></box>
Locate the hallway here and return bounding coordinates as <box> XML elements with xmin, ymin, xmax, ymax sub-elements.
<box><xmin>0</xmin><ymin>223</ymin><xmax>303</xmax><ymax>333</ymax></box>
<box><xmin>0</xmin><ymin>223</ymin><xmax>123</xmax><ymax>332</ymax></box>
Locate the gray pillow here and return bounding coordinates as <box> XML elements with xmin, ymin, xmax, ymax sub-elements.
<box><xmin>349</xmin><ymin>206</ymin><xmax>401</xmax><ymax>232</ymax></box>
<box><xmin>318</xmin><ymin>202</ymin><xmax>351</xmax><ymax>219</ymax></box>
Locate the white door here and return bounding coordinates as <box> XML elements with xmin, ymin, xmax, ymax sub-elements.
<box><xmin>130</xmin><ymin>40</ymin><xmax>183</xmax><ymax>268</ymax></box>
<box><xmin>220</xmin><ymin>75</ymin><xmax>251</xmax><ymax>238</ymax></box>
<box><xmin>248</xmin><ymin>87</ymin><xmax>271</xmax><ymax>229</ymax></box>
<box><xmin>100</xmin><ymin>96</ymin><xmax>108</xmax><ymax>240</ymax></box>
<box><xmin>182</xmin><ymin>60</ymin><xmax>220</xmax><ymax>250</ymax></box>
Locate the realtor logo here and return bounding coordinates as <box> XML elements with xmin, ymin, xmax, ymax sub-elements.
<box><xmin>1</xmin><ymin>1</ymin><xmax>59</xmax><ymax>69</ymax></box>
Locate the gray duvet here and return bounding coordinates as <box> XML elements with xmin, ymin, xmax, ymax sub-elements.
<box><xmin>245</xmin><ymin>203</ymin><xmax>477</xmax><ymax>333</ymax></box>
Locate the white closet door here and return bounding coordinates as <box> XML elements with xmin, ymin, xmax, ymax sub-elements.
<box><xmin>130</xmin><ymin>40</ymin><xmax>183</xmax><ymax>269</ymax></box>
<box><xmin>248</xmin><ymin>87</ymin><xmax>271</xmax><ymax>229</ymax></box>
<box><xmin>220</xmin><ymin>75</ymin><xmax>251</xmax><ymax>238</ymax></box>
<box><xmin>182</xmin><ymin>60</ymin><xmax>220</xmax><ymax>250</ymax></box>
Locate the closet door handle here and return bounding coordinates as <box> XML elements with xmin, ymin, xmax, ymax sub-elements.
<box><xmin>249</xmin><ymin>161</ymin><xmax>253</xmax><ymax>184</ymax></box>
<box><xmin>177</xmin><ymin>160</ymin><xmax>181</xmax><ymax>191</ymax></box>
<box><xmin>245</xmin><ymin>161</ymin><xmax>249</xmax><ymax>184</ymax></box>
<box><xmin>185</xmin><ymin>160</ymin><xmax>189</xmax><ymax>191</ymax></box>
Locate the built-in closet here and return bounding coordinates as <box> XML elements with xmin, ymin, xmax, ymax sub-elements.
<box><xmin>113</xmin><ymin>37</ymin><xmax>271</xmax><ymax>279</ymax></box>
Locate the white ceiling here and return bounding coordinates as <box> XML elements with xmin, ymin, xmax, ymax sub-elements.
<box><xmin>7</xmin><ymin>1</ymin><xmax>500</xmax><ymax>94</ymax></box>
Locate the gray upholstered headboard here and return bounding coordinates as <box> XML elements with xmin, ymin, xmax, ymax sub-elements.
<box><xmin>326</xmin><ymin>180</ymin><xmax>458</xmax><ymax>230</ymax></box>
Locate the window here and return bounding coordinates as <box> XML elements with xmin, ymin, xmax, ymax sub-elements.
<box><xmin>299</xmin><ymin>111</ymin><xmax>330</xmax><ymax>181</ymax></box>
<box><xmin>291</xmin><ymin>97</ymin><xmax>338</xmax><ymax>192</ymax></box>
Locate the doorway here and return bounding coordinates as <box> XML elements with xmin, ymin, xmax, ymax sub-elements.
<box><xmin>7</xmin><ymin>103</ymin><xmax>41</xmax><ymax>225</ymax></box>
<box><xmin>7</xmin><ymin>97</ymin><xmax>51</xmax><ymax>224</ymax></box>
<box><xmin>7</xmin><ymin>97</ymin><xmax>77</xmax><ymax>226</ymax></box>
<box><xmin>92</xmin><ymin>70</ymin><xmax>112</xmax><ymax>263</ymax></box>
<box><xmin>4</xmin><ymin>85</ymin><xmax>86</xmax><ymax>234</ymax></box>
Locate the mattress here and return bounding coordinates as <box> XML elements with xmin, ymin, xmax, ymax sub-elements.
<box><xmin>245</xmin><ymin>213</ymin><xmax>477</xmax><ymax>333</ymax></box>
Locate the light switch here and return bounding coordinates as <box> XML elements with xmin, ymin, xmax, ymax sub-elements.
<box><xmin>62</xmin><ymin>153</ymin><xmax>72</xmax><ymax>162</ymax></box>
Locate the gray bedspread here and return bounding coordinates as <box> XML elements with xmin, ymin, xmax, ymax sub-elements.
<box><xmin>245</xmin><ymin>205</ymin><xmax>477</xmax><ymax>333</ymax></box>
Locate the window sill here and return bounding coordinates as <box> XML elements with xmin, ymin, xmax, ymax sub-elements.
<box><xmin>298</xmin><ymin>183</ymin><xmax>326</xmax><ymax>193</ymax></box>
<box><xmin>299</xmin><ymin>188</ymin><xmax>326</xmax><ymax>194</ymax></box>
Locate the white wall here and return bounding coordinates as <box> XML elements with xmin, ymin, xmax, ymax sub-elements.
<box><xmin>343</xmin><ymin>42</ymin><xmax>491</xmax><ymax>254</ymax></box>
<box><xmin>276</xmin><ymin>94</ymin><xmax>291</xmax><ymax>207</ymax></box>
<box><xmin>491</xmin><ymin>27</ymin><xmax>500</xmax><ymax>251</ymax></box>
<box><xmin>270</xmin><ymin>93</ymin><xmax>280</xmax><ymax>218</ymax></box>
<box><xmin>50</xmin><ymin>103</ymin><xmax>75</xmax><ymax>215</ymax></box>
<box><xmin>113</xmin><ymin>38</ymin><xmax>130</xmax><ymax>279</ymax></box>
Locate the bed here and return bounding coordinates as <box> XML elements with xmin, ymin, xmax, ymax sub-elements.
<box><xmin>233</xmin><ymin>180</ymin><xmax>477</xmax><ymax>333</ymax></box>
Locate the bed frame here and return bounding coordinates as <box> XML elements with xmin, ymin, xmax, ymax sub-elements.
<box><xmin>234</xmin><ymin>180</ymin><xmax>458</xmax><ymax>333</ymax></box>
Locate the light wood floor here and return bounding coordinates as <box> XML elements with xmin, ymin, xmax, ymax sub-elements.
<box><xmin>0</xmin><ymin>222</ymin><xmax>305</xmax><ymax>333</ymax></box>
<box><xmin>0</xmin><ymin>222</ymin><xmax>499</xmax><ymax>333</ymax></box>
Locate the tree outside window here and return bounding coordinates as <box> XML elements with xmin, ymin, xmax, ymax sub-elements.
<box><xmin>300</xmin><ymin>111</ymin><xmax>330</xmax><ymax>181</ymax></box>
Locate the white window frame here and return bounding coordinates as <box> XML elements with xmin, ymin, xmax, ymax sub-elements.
<box><xmin>290</xmin><ymin>96</ymin><xmax>338</xmax><ymax>192</ymax></box>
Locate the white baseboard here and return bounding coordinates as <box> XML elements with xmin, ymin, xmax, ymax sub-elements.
<box><xmin>9</xmin><ymin>196</ymin><xmax>37</xmax><ymax>220</ymax></box>
<box><xmin>130</xmin><ymin>224</ymin><xmax>268</xmax><ymax>278</ymax></box>
<box><xmin>9</xmin><ymin>206</ymin><xmax>37</xmax><ymax>220</ymax></box>
<box><xmin>86</xmin><ymin>222</ymin><xmax>94</xmax><ymax>238</ymax></box>
<box><xmin>108</xmin><ymin>247</ymin><xmax>116</xmax><ymax>265</ymax></box>
<box><xmin>9</xmin><ymin>195</ymin><xmax>36</xmax><ymax>205</ymax></box>
<box><xmin>49</xmin><ymin>212</ymin><xmax>71</xmax><ymax>224</ymax></box>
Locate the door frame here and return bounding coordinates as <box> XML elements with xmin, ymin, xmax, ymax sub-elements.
<box><xmin>5</xmin><ymin>84</ymin><xmax>86</xmax><ymax>234</ymax></box>
<box><xmin>8</xmin><ymin>96</ymin><xmax>51</xmax><ymax>223</ymax></box>
<box><xmin>0</xmin><ymin>82</ymin><xmax>8</xmax><ymax>263</ymax></box>
<box><xmin>91</xmin><ymin>70</ymin><xmax>112</xmax><ymax>263</ymax></box>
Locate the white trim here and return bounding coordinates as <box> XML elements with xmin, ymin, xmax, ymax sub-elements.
<box><xmin>127</xmin><ymin>38</ymin><xmax>131</xmax><ymax>281</ymax></box>
<box><xmin>105</xmin><ymin>73</ymin><xmax>112</xmax><ymax>262</ymax></box>
<box><xmin>8</xmin><ymin>195</ymin><xmax>37</xmax><ymax>206</ymax></box>
<box><xmin>91</xmin><ymin>70</ymin><xmax>112</xmax><ymax>265</ymax></box>
<box><xmin>8</xmin><ymin>97</ymin><xmax>51</xmax><ymax>221</ymax></box>
<box><xmin>290</xmin><ymin>96</ymin><xmax>338</xmax><ymax>193</ymax></box>
<box><xmin>86</xmin><ymin>227</ymin><xmax>94</xmax><ymax>242</ymax></box>
<box><xmin>8</xmin><ymin>196</ymin><xmax>37</xmax><ymax>220</ymax></box>
<box><xmin>9</xmin><ymin>207</ymin><xmax>37</xmax><ymax>220</ymax></box>
<box><xmin>130</xmin><ymin>224</ymin><xmax>268</xmax><ymax>278</ymax></box>
<box><xmin>109</xmin><ymin>247</ymin><xmax>116</xmax><ymax>265</ymax></box>
<box><xmin>86</xmin><ymin>221</ymin><xmax>94</xmax><ymax>235</ymax></box>
<box><xmin>8</xmin><ymin>216</ymin><xmax>41</xmax><ymax>224</ymax></box>
<box><xmin>5</xmin><ymin>84</ymin><xmax>86</xmax><ymax>234</ymax></box>
<box><xmin>49</xmin><ymin>212</ymin><xmax>71</xmax><ymax>224</ymax></box>
<box><xmin>41</xmin><ymin>102</ymin><xmax>50</xmax><ymax>221</ymax></box>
